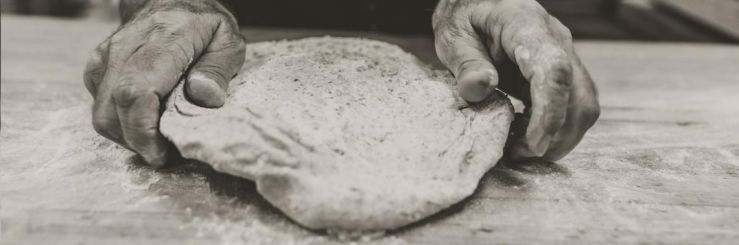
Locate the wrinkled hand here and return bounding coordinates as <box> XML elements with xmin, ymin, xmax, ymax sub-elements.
<box><xmin>433</xmin><ymin>0</ymin><xmax>600</xmax><ymax>161</ymax></box>
<box><xmin>84</xmin><ymin>0</ymin><xmax>245</xmax><ymax>167</ymax></box>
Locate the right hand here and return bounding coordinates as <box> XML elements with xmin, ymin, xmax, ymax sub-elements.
<box><xmin>432</xmin><ymin>0</ymin><xmax>600</xmax><ymax>161</ymax></box>
<box><xmin>83</xmin><ymin>0</ymin><xmax>246</xmax><ymax>167</ymax></box>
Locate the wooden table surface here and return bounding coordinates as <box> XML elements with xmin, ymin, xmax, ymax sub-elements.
<box><xmin>1</xmin><ymin>15</ymin><xmax>738</xmax><ymax>244</ymax></box>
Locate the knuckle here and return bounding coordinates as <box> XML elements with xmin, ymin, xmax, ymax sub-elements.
<box><xmin>233</xmin><ymin>38</ymin><xmax>247</xmax><ymax>54</ymax></box>
<box><xmin>559</xmin><ymin>25</ymin><xmax>573</xmax><ymax>42</ymax></box>
<box><xmin>436</xmin><ymin>24</ymin><xmax>462</xmax><ymax>41</ymax></box>
<box><xmin>85</xmin><ymin>51</ymin><xmax>103</xmax><ymax>67</ymax></box>
<box><xmin>84</xmin><ymin>58</ymin><xmax>103</xmax><ymax>84</ymax></box>
<box><xmin>217</xmin><ymin>41</ymin><xmax>246</xmax><ymax>76</ymax></box>
<box><xmin>85</xmin><ymin>48</ymin><xmax>107</xmax><ymax>71</ymax></box>
<box><xmin>457</xmin><ymin>58</ymin><xmax>486</xmax><ymax>75</ymax></box>
<box><xmin>83</xmin><ymin>69</ymin><xmax>100</xmax><ymax>95</ymax></box>
<box><xmin>94</xmin><ymin>39</ymin><xmax>110</xmax><ymax>54</ymax></box>
<box><xmin>234</xmin><ymin>45</ymin><xmax>246</xmax><ymax>64</ymax></box>
<box><xmin>140</xmin><ymin>126</ymin><xmax>159</xmax><ymax>139</ymax></box>
<box><xmin>545</xmin><ymin>57</ymin><xmax>573</xmax><ymax>86</ymax></box>
<box><xmin>92</xmin><ymin>116</ymin><xmax>117</xmax><ymax>137</ymax></box>
<box><xmin>124</xmin><ymin>125</ymin><xmax>159</xmax><ymax>145</ymax></box>
<box><xmin>195</xmin><ymin>63</ymin><xmax>228</xmax><ymax>82</ymax></box>
<box><xmin>579</xmin><ymin>98</ymin><xmax>601</xmax><ymax>127</ymax></box>
<box><xmin>219</xmin><ymin>35</ymin><xmax>246</xmax><ymax>54</ymax></box>
<box><xmin>586</xmin><ymin>102</ymin><xmax>601</xmax><ymax>123</ymax></box>
<box><xmin>434</xmin><ymin>33</ymin><xmax>453</xmax><ymax>65</ymax></box>
<box><xmin>549</xmin><ymin>16</ymin><xmax>572</xmax><ymax>41</ymax></box>
<box><xmin>433</xmin><ymin>28</ymin><xmax>451</xmax><ymax>48</ymax></box>
<box><xmin>226</xmin><ymin>41</ymin><xmax>246</xmax><ymax>77</ymax></box>
<box><xmin>434</xmin><ymin>27</ymin><xmax>472</xmax><ymax>65</ymax></box>
<box><xmin>112</xmin><ymin>83</ymin><xmax>157</xmax><ymax>106</ymax></box>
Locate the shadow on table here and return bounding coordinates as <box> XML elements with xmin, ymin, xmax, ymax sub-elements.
<box><xmin>392</xmin><ymin>157</ymin><xmax>571</xmax><ymax>234</ymax></box>
<box><xmin>125</xmin><ymin>150</ymin><xmax>570</xmax><ymax>237</ymax></box>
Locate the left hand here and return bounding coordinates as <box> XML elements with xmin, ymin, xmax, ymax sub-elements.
<box><xmin>432</xmin><ymin>0</ymin><xmax>600</xmax><ymax>161</ymax></box>
<box><xmin>83</xmin><ymin>0</ymin><xmax>245</xmax><ymax>167</ymax></box>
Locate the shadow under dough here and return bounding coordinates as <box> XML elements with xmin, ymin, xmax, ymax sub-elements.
<box><xmin>123</xmin><ymin>141</ymin><xmax>571</xmax><ymax>235</ymax></box>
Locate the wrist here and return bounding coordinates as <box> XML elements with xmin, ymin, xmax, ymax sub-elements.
<box><xmin>118</xmin><ymin>0</ymin><xmax>236</xmax><ymax>25</ymax></box>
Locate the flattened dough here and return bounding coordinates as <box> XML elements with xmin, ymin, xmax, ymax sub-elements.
<box><xmin>160</xmin><ymin>37</ymin><xmax>513</xmax><ymax>231</ymax></box>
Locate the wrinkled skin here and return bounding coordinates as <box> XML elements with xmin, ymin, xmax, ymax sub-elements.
<box><xmin>84</xmin><ymin>0</ymin><xmax>245</xmax><ymax>166</ymax></box>
<box><xmin>85</xmin><ymin>0</ymin><xmax>599</xmax><ymax>166</ymax></box>
<box><xmin>433</xmin><ymin>0</ymin><xmax>600</xmax><ymax>161</ymax></box>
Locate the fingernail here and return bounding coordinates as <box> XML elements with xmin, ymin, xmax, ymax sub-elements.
<box><xmin>186</xmin><ymin>73</ymin><xmax>225</xmax><ymax>108</ymax></box>
<box><xmin>459</xmin><ymin>69</ymin><xmax>495</xmax><ymax>103</ymax></box>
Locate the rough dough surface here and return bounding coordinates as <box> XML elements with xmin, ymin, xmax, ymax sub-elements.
<box><xmin>160</xmin><ymin>37</ymin><xmax>513</xmax><ymax>231</ymax></box>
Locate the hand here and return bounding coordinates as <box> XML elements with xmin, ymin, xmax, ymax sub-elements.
<box><xmin>83</xmin><ymin>0</ymin><xmax>245</xmax><ymax>167</ymax></box>
<box><xmin>433</xmin><ymin>0</ymin><xmax>600</xmax><ymax>161</ymax></box>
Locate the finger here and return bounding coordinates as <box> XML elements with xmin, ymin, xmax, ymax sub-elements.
<box><xmin>92</xmin><ymin>93</ymin><xmax>125</xmax><ymax>147</ymax></box>
<box><xmin>87</xmin><ymin>25</ymin><xmax>152</xmax><ymax>99</ymax></box>
<box><xmin>110</xmin><ymin>46</ymin><xmax>196</xmax><ymax>166</ymax></box>
<box><xmin>543</xmin><ymin>55</ymin><xmax>600</xmax><ymax>160</ymax></box>
<box><xmin>509</xmin><ymin>48</ymin><xmax>572</xmax><ymax>159</ymax></box>
<box><xmin>434</xmin><ymin>23</ymin><xmax>499</xmax><ymax>103</ymax></box>
<box><xmin>499</xmin><ymin>16</ymin><xmax>573</xmax><ymax>158</ymax></box>
<box><xmin>88</xmin><ymin>30</ymin><xmax>148</xmax><ymax>147</ymax></box>
<box><xmin>84</xmin><ymin>39</ymin><xmax>111</xmax><ymax>96</ymax></box>
<box><xmin>103</xmin><ymin>27</ymin><xmax>210</xmax><ymax>166</ymax></box>
<box><xmin>113</xmin><ymin>84</ymin><xmax>169</xmax><ymax>167</ymax></box>
<box><xmin>185</xmin><ymin>22</ymin><xmax>245</xmax><ymax>108</ymax></box>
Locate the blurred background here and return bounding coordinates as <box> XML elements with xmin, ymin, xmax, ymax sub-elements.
<box><xmin>1</xmin><ymin>0</ymin><xmax>738</xmax><ymax>43</ymax></box>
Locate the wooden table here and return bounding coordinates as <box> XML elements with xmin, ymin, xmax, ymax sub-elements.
<box><xmin>1</xmin><ymin>15</ymin><xmax>738</xmax><ymax>244</ymax></box>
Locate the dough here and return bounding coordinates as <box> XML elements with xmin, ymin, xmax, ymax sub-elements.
<box><xmin>160</xmin><ymin>37</ymin><xmax>513</xmax><ymax>232</ymax></box>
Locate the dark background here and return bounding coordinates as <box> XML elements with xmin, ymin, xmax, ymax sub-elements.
<box><xmin>1</xmin><ymin>0</ymin><xmax>738</xmax><ymax>42</ymax></box>
<box><xmin>228</xmin><ymin>0</ymin><xmax>739</xmax><ymax>43</ymax></box>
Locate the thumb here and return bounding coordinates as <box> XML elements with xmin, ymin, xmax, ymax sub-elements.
<box><xmin>186</xmin><ymin>24</ymin><xmax>246</xmax><ymax>108</ymax></box>
<box><xmin>434</xmin><ymin>25</ymin><xmax>499</xmax><ymax>103</ymax></box>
